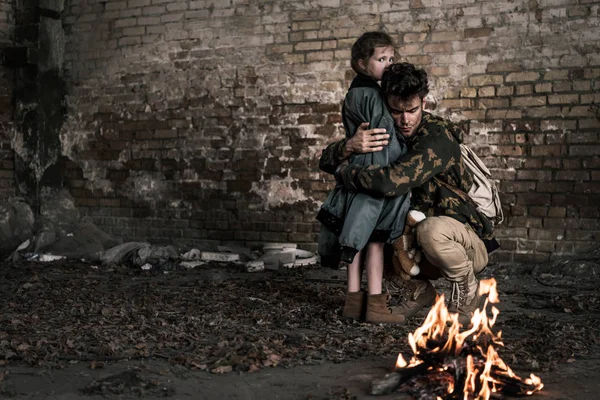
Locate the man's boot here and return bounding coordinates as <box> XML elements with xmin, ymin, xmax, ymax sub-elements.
<box><xmin>448</xmin><ymin>269</ymin><xmax>482</xmax><ymax>327</ymax></box>
<box><xmin>365</xmin><ymin>293</ymin><xmax>406</xmax><ymax>324</ymax></box>
<box><xmin>341</xmin><ymin>291</ymin><xmax>365</xmax><ymax>321</ymax></box>
<box><xmin>390</xmin><ymin>279</ymin><xmax>437</xmax><ymax>319</ymax></box>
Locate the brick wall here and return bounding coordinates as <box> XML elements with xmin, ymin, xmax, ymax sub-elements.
<box><xmin>60</xmin><ymin>0</ymin><xmax>599</xmax><ymax>262</ymax></box>
<box><xmin>0</xmin><ymin>0</ymin><xmax>14</xmax><ymax>198</ymax></box>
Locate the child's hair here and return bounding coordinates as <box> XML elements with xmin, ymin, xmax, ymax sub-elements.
<box><xmin>350</xmin><ymin>31</ymin><xmax>395</xmax><ymax>75</ymax></box>
<box><xmin>381</xmin><ymin>62</ymin><xmax>429</xmax><ymax>100</ymax></box>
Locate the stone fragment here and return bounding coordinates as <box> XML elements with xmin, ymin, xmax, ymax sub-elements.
<box><xmin>245</xmin><ymin>260</ymin><xmax>265</xmax><ymax>272</ymax></box>
<box><xmin>200</xmin><ymin>252</ymin><xmax>240</xmax><ymax>262</ymax></box>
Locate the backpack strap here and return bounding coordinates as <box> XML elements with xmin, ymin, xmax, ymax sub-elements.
<box><xmin>432</xmin><ymin>176</ymin><xmax>479</xmax><ymax>209</ymax></box>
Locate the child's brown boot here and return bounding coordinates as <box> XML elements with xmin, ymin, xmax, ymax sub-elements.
<box><xmin>341</xmin><ymin>291</ymin><xmax>366</xmax><ymax>321</ymax></box>
<box><xmin>365</xmin><ymin>293</ymin><xmax>406</xmax><ymax>325</ymax></box>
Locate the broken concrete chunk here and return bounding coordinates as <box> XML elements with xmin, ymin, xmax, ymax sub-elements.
<box><xmin>259</xmin><ymin>250</ymin><xmax>296</xmax><ymax>270</ymax></box>
<box><xmin>0</xmin><ymin>197</ymin><xmax>35</xmax><ymax>256</ymax></box>
<box><xmin>180</xmin><ymin>260</ymin><xmax>206</xmax><ymax>269</ymax></box>
<box><xmin>245</xmin><ymin>260</ymin><xmax>265</xmax><ymax>272</ymax></box>
<box><xmin>262</xmin><ymin>243</ymin><xmax>297</xmax><ymax>254</ymax></box>
<box><xmin>200</xmin><ymin>252</ymin><xmax>240</xmax><ymax>262</ymax></box>
<box><xmin>293</xmin><ymin>248</ymin><xmax>318</xmax><ymax>267</ymax></box>
<box><xmin>37</xmin><ymin>254</ymin><xmax>66</xmax><ymax>262</ymax></box>
<box><xmin>181</xmin><ymin>248</ymin><xmax>201</xmax><ymax>261</ymax></box>
<box><xmin>16</xmin><ymin>239</ymin><xmax>30</xmax><ymax>252</ymax></box>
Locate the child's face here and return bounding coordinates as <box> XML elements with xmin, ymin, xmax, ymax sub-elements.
<box><xmin>360</xmin><ymin>46</ymin><xmax>394</xmax><ymax>81</ymax></box>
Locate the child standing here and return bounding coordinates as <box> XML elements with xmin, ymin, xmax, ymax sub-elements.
<box><xmin>317</xmin><ymin>32</ymin><xmax>411</xmax><ymax>324</ymax></box>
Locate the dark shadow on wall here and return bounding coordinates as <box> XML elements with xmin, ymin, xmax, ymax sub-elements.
<box><xmin>8</xmin><ymin>0</ymin><xmax>66</xmax><ymax>214</ymax></box>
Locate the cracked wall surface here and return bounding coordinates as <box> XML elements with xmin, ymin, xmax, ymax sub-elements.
<box><xmin>54</xmin><ymin>0</ymin><xmax>600</xmax><ymax>260</ymax></box>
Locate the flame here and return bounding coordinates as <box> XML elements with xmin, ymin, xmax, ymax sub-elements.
<box><xmin>395</xmin><ymin>278</ymin><xmax>543</xmax><ymax>399</ymax></box>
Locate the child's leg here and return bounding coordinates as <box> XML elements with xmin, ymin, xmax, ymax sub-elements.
<box><xmin>365</xmin><ymin>242</ymin><xmax>385</xmax><ymax>295</ymax></box>
<box><xmin>363</xmin><ymin>241</ymin><xmax>405</xmax><ymax>324</ymax></box>
<box><xmin>346</xmin><ymin>250</ymin><xmax>364</xmax><ymax>292</ymax></box>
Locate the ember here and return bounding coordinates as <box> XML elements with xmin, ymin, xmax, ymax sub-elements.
<box><xmin>371</xmin><ymin>278</ymin><xmax>544</xmax><ymax>399</ymax></box>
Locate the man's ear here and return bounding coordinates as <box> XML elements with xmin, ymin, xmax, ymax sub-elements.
<box><xmin>421</xmin><ymin>98</ymin><xmax>427</xmax><ymax>110</ymax></box>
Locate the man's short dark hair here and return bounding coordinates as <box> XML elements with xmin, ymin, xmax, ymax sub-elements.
<box><xmin>350</xmin><ymin>31</ymin><xmax>395</xmax><ymax>75</ymax></box>
<box><xmin>381</xmin><ymin>62</ymin><xmax>429</xmax><ymax>99</ymax></box>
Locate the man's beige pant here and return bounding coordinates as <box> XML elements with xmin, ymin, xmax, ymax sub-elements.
<box><xmin>414</xmin><ymin>216</ymin><xmax>488</xmax><ymax>282</ymax></box>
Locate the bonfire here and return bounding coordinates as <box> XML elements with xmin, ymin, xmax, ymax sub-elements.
<box><xmin>371</xmin><ymin>278</ymin><xmax>544</xmax><ymax>399</ymax></box>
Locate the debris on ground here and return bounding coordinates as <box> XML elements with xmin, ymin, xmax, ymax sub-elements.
<box><xmin>2</xmin><ymin>195</ymin><xmax>319</xmax><ymax>271</ymax></box>
<box><xmin>1</xmin><ymin>252</ymin><xmax>599</xmax><ymax>379</ymax></box>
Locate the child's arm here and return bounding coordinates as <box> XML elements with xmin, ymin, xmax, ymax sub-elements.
<box><xmin>343</xmin><ymin>87</ymin><xmax>396</xmax><ymax>167</ymax></box>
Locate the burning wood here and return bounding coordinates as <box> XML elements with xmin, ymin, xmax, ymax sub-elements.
<box><xmin>371</xmin><ymin>278</ymin><xmax>544</xmax><ymax>399</ymax></box>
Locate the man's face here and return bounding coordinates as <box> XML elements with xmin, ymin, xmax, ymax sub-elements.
<box><xmin>386</xmin><ymin>94</ymin><xmax>425</xmax><ymax>138</ymax></box>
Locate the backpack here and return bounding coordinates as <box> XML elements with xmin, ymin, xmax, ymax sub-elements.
<box><xmin>434</xmin><ymin>144</ymin><xmax>504</xmax><ymax>225</ymax></box>
<box><xmin>459</xmin><ymin>144</ymin><xmax>504</xmax><ymax>225</ymax></box>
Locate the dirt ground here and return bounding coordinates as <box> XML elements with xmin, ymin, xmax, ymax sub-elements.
<box><xmin>1</xmin><ymin>248</ymin><xmax>600</xmax><ymax>399</ymax></box>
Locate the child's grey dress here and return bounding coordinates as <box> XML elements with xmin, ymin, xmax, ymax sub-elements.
<box><xmin>317</xmin><ymin>74</ymin><xmax>411</xmax><ymax>263</ymax></box>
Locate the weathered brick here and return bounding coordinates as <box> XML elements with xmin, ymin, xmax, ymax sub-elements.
<box><xmin>548</xmin><ymin>94</ymin><xmax>579</xmax><ymax>104</ymax></box>
<box><xmin>569</xmin><ymin>145</ymin><xmax>600</xmax><ymax>156</ymax></box>
<box><xmin>508</xmin><ymin>216</ymin><xmax>542</xmax><ymax>229</ymax></box>
<box><xmin>477</xmin><ymin>98</ymin><xmax>509</xmax><ymax>109</ymax></box>
<box><xmin>464</xmin><ymin>27</ymin><xmax>493</xmax><ymax>38</ymax></box>
<box><xmin>524</xmin><ymin>106</ymin><xmax>561</xmax><ymax>118</ymax></box>
<box><xmin>537</xmin><ymin>182</ymin><xmax>574</xmax><ymax>192</ymax></box>
<box><xmin>292</xmin><ymin>20</ymin><xmax>320</xmax><ymax>30</ymax></box>
<box><xmin>306</xmin><ymin>51</ymin><xmax>333</xmax><ymax>62</ymax></box>
<box><xmin>460</xmin><ymin>87</ymin><xmax>476</xmax><ymax>98</ymax></box>
<box><xmin>487</xmin><ymin>109</ymin><xmax>522</xmax><ymax>119</ymax></box>
<box><xmin>405</xmin><ymin>55</ymin><xmax>432</xmax><ymax>65</ymax></box>
<box><xmin>543</xmin><ymin>69</ymin><xmax>569</xmax><ymax>80</ymax></box>
<box><xmin>529</xmin><ymin>206</ymin><xmax>548</xmax><ymax>217</ymax></box>
<box><xmin>496</xmin><ymin>86</ymin><xmax>514</xmax><ymax>96</ymax></box>
<box><xmin>440</xmin><ymin>99</ymin><xmax>473</xmax><ymax>109</ymax></box>
<box><xmin>512</xmin><ymin>96</ymin><xmax>546</xmax><ymax>107</ymax></box>
<box><xmin>531</xmin><ymin>145</ymin><xmax>566</xmax><ymax>156</ymax></box>
<box><xmin>123</xmin><ymin>26</ymin><xmax>145</xmax><ymax>36</ymax></box>
<box><xmin>114</xmin><ymin>17</ymin><xmax>137</xmax><ymax>27</ymax></box>
<box><xmin>142</xmin><ymin>5</ymin><xmax>164</xmax><ymax>15</ymax></box>
<box><xmin>423</xmin><ymin>43</ymin><xmax>451</xmax><ymax>53</ymax></box>
<box><xmin>573</xmin><ymin>80</ymin><xmax>591</xmax><ymax>91</ymax></box>
<box><xmin>138</xmin><ymin>16</ymin><xmax>161</xmax><ymax>24</ymax></box>
<box><xmin>574</xmin><ymin>182</ymin><xmax>600</xmax><ymax>193</ymax></box>
<box><xmin>562</xmin><ymin>158</ymin><xmax>581</xmax><ymax>169</ymax></box>
<box><xmin>584</xmin><ymin>68</ymin><xmax>600</xmax><ymax>79</ymax></box>
<box><xmin>429</xmin><ymin>66</ymin><xmax>449</xmax><ymax>76</ymax></box>
<box><xmin>579</xmin><ymin>119</ymin><xmax>600</xmax><ymax>129</ymax></box>
<box><xmin>516</xmin><ymin>84</ymin><xmax>533</xmax><ymax>95</ymax></box>
<box><xmin>486</xmin><ymin>62</ymin><xmax>522</xmax><ymax>73</ymax></box>
<box><xmin>555</xmin><ymin>170</ymin><xmax>590</xmax><ymax>181</ymax></box>
<box><xmin>534</xmin><ymin>82</ymin><xmax>552</xmax><ymax>93</ymax></box>
<box><xmin>294</xmin><ymin>41</ymin><xmax>322</xmax><ymax>51</ymax></box>
<box><xmin>540</xmin><ymin>119</ymin><xmax>576</xmax><ymax>131</ymax></box>
<box><xmin>547</xmin><ymin>206</ymin><xmax>567</xmax><ymax>218</ymax></box>
<box><xmin>478</xmin><ymin>86</ymin><xmax>495</xmax><ymax>97</ymax></box>
<box><xmin>404</xmin><ymin>32</ymin><xmax>428</xmax><ymax>42</ymax></box>
<box><xmin>529</xmin><ymin>228</ymin><xmax>565</xmax><ymax>241</ymax></box>
<box><xmin>507</xmin><ymin>72</ymin><xmax>540</xmax><ymax>82</ymax></box>
<box><xmin>469</xmin><ymin>74</ymin><xmax>503</xmax><ymax>86</ymax></box>
<box><xmin>552</xmin><ymin>81</ymin><xmax>572</xmax><ymax>92</ymax></box>
<box><xmin>517</xmin><ymin>170</ymin><xmax>552</xmax><ymax>181</ymax></box>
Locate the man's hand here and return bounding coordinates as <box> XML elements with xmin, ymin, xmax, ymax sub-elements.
<box><xmin>342</xmin><ymin>122</ymin><xmax>390</xmax><ymax>158</ymax></box>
